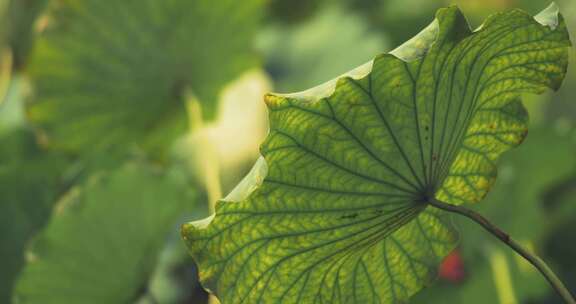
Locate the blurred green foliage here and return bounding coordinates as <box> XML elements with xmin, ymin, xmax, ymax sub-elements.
<box><xmin>0</xmin><ymin>0</ymin><xmax>574</xmax><ymax>303</ymax></box>
<box><xmin>0</xmin><ymin>128</ymin><xmax>67</xmax><ymax>303</ymax></box>
<box><xmin>258</xmin><ymin>3</ymin><xmax>386</xmax><ymax>92</ymax></box>
<box><xmin>26</xmin><ymin>0</ymin><xmax>265</xmax><ymax>158</ymax></box>
<box><xmin>14</xmin><ymin>163</ymin><xmax>196</xmax><ymax>303</ymax></box>
<box><xmin>2</xmin><ymin>0</ymin><xmax>48</xmax><ymax>71</ymax></box>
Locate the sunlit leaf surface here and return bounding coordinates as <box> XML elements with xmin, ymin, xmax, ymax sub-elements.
<box><xmin>182</xmin><ymin>4</ymin><xmax>570</xmax><ymax>303</ymax></box>
<box><xmin>26</xmin><ymin>0</ymin><xmax>264</xmax><ymax>157</ymax></box>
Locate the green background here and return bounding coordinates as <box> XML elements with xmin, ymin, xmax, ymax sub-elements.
<box><xmin>0</xmin><ymin>0</ymin><xmax>575</xmax><ymax>303</ymax></box>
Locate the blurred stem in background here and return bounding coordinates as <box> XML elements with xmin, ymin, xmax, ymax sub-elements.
<box><xmin>489</xmin><ymin>248</ymin><xmax>518</xmax><ymax>304</ymax></box>
<box><xmin>186</xmin><ymin>94</ymin><xmax>222</xmax><ymax>214</ymax></box>
<box><xmin>185</xmin><ymin>92</ymin><xmax>221</xmax><ymax>304</ymax></box>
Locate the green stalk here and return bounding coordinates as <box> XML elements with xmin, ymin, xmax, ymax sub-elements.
<box><xmin>429</xmin><ymin>198</ymin><xmax>575</xmax><ymax>304</ymax></box>
<box><xmin>185</xmin><ymin>94</ymin><xmax>222</xmax><ymax>213</ymax></box>
<box><xmin>489</xmin><ymin>248</ymin><xmax>517</xmax><ymax>304</ymax></box>
<box><xmin>185</xmin><ymin>93</ymin><xmax>221</xmax><ymax>304</ymax></box>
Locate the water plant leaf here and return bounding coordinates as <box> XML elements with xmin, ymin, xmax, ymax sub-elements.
<box><xmin>182</xmin><ymin>4</ymin><xmax>570</xmax><ymax>303</ymax></box>
<box><xmin>0</xmin><ymin>129</ymin><xmax>66</xmax><ymax>303</ymax></box>
<box><xmin>26</xmin><ymin>0</ymin><xmax>264</xmax><ymax>157</ymax></box>
<box><xmin>14</xmin><ymin>163</ymin><xmax>196</xmax><ymax>303</ymax></box>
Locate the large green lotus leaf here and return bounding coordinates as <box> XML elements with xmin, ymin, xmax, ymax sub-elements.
<box><xmin>182</xmin><ymin>4</ymin><xmax>571</xmax><ymax>304</ymax></box>
<box><xmin>14</xmin><ymin>163</ymin><xmax>196</xmax><ymax>304</ymax></box>
<box><xmin>0</xmin><ymin>129</ymin><xmax>67</xmax><ymax>303</ymax></box>
<box><xmin>26</xmin><ymin>0</ymin><xmax>264</xmax><ymax>157</ymax></box>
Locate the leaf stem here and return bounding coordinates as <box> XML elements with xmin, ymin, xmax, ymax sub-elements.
<box><xmin>185</xmin><ymin>93</ymin><xmax>222</xmax><ymax>304</ymax></box>
<box><xmin>429</xmin><ymin>198</ymin><xmax>575</xmax><ymax>304</ymax></box>
<box><xmin>185</xmin><ymin>93</ymin><xmax>222</xmax><ymax>213</ymax></box>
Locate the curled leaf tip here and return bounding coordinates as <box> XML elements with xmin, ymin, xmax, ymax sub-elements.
<box><xmin>182</xmin><ymin>215</ymin><xmax>214</xmax><ymax>235</ymax></box>
<box><xmin>535</xmin><ymin>2</ymin><xmax>561</xmax><ymax>30</ymax></box>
